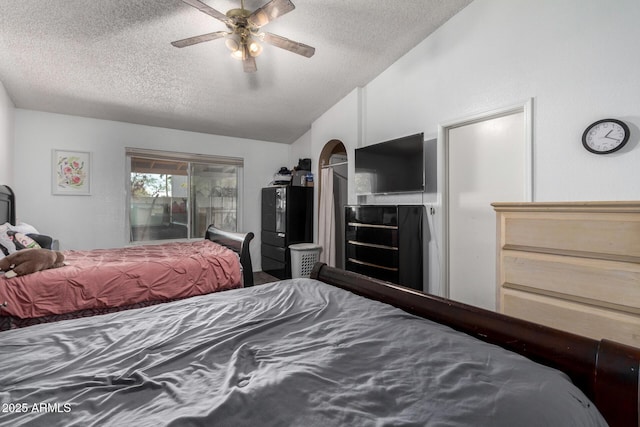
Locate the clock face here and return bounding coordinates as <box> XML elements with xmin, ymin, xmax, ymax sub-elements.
<box><xmin>582</xmin><ymin>119</ymin><xmax>630</xmax><ymax>154</ymax></box>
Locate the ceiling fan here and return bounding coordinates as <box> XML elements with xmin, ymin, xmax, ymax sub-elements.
<box><xmin>171</xmin><ymin>0</ymin><xmax>315</xmax><ymax>73</ymax></box>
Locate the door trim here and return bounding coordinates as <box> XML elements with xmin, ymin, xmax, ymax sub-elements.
<box><xmin>437</xmin><ymin>98</ymin><xmax>534</xmax><ymax>299</ymax></box>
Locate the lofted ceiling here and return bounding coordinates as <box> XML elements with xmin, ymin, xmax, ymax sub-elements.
<box><xmin>0</xmin><ymin>0</ymin><xmax>473</xmax><ymax>144</ymax></box>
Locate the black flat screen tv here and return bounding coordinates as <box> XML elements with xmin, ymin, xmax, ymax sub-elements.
<box><xmin>355</xmin><ymin>133</ymin><xmax>424</xmax><ymax>195</ymax></box>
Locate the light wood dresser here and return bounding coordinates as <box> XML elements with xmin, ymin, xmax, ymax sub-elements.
<box><xmin>493</xmin><ymin>201</ymin><xmax>640</xmax><ymax>348</ymax></box>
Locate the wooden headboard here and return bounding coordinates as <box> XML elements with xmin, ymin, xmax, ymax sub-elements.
<box><xmin>493</xmin><ymin>201</ymin><xmax>640</xmax><ymax>349</ymax></box>
<box><xmin>0</xmin><ymin>185</ymin><xmax>15</xmax><ymax>225</ymax></box>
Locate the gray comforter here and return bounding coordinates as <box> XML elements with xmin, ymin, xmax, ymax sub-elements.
<box><xmin>0</xmin><ymin>278</ymin><xmax>606</xmax><ymax>426</ymax></box>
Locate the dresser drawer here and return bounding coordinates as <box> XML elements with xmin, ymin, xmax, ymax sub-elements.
<box><xmin>262</xmin><ymin>230</ymin><xmax>285</xmax><ymax>248</ymax></box>
<box><xmin>346</xmin><ymin>242</ymin><xmax>398</xmax><ymax>269</ymax></box>
<box><xmin>346</xmin><ymin>205</ymin><xmax>398</xmax><ymax>226</ymax></box>
<box><xmin>346</xmin><ymin>225</ymin><xmax>398</xmax><ymax>247</ymax></box>
<box><xmin>261</xmin><ymin>243</ymin><xmax>286</xmax><ymax>263</ymax></box>
<box><xmin>261</xmin><ymin>256</ymin><xmax>287</xmax><ymax>280</ymax></box>
<box><xmin>500</xmin><ymin>250</ymin><xmax>640</xmax><ymax>313</ymax></box>
<box><xmin>502</xmin><ymin>288</ymin><xmax>640</xmax><ymax>348</ymax></box>
<box><xmin>500</xmin><ymin>211</ymin><xmax>640</xmax><ymax>261</ymax></box>
<box><xmin>345</xmin><ymin>260</ymin><xmax>398</xmax><ymax>284</ymax></box>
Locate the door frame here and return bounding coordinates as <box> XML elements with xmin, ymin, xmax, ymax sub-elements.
<box><xmin>437</xmin><ymin>98</ymin><xmax>534</xmax><ymax>299</ymax></box>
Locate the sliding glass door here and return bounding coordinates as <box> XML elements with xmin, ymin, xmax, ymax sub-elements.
<box><xmin>127</xmin><ymin>149</ymin><xmax>243</xmax><ymax>242</ymax></box>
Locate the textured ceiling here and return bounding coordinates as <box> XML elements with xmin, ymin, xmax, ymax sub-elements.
<box><xmin>0</xmin><ymin>0</ymin><xmax>473</xmax><ymax>143</ymax></box>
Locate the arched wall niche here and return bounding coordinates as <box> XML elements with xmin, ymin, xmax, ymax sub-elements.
<box><xmin>317</xmin><ymin>140</ymin><xmax>348</xmax><ymax>268</ymax></box>
<box><xmin>317</xmin><ymin>139</ymin><xmax>347</xmax><ymax>211</ymax></box>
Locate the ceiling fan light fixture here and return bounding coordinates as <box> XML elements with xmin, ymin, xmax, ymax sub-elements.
<box><xmin>231</xmin><ymin>48</ymin><xmax>245</xmax><ymax>60</ymax></box>
<box><xmin>171</xmin><ymin>0</ymin><xmax>314</xmax><ymax>72</ymax></box>
<box><xmin>230</xmin><ymin>43</ymin><xmax>252</xmax><ymax>61</ymax></box>
<box><xmin>248</xmin><ymin>40</ymin><xmax>263</xmax><ymax>57</ymax></box>
<box><xmin>225</xmin><ymin>33</ymin><xmax>241</xmax><ymax>53</ymax></box>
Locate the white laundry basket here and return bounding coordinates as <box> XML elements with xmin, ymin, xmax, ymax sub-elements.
<box><xmin>289</xmin><ymin>243</ymin><xmax>322</xmax><ymax>278</ymax></box>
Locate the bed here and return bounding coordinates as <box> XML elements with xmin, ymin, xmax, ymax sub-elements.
<box><xmin>0</xmin><ymin>184</ymin><xmax>254</xmax><ymax>330</ymax></box>
<box><xmin>1</xmin><ymin>264</ymin><xmax>638</xmax><ymax>427</ymax></box>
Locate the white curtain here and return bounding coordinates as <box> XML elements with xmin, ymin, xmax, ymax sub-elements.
<box><xmin>318</xmin><ymin>167</ymin><xmax>336</xmax><ymax>266</ymax></box>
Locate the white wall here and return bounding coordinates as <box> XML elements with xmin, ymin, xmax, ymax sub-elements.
<box><xmin>290</xmin><ymin>129</ymin><xmax>311</xmax><ymax>171</ymax></box>
<box><xmin>0</xmin><ymin>81</ymin><xmax>14</xmax><ymax>187</ymax></box>
<box><xmin>13</xmin><ymin>109</ymin><xmax>290</xmax><ymax>270</ymax></box>
<box><xmin>291</xmin><ymin>0</ymin><xmax>640</xmax><ymax>298</ymax></box>
<box><xmin>366</xmin><ymin>0</ymin><xmax>640</xmax><ymax>202</ymax></box>
<box><xmin>301</xmin><ymin>88</ymin><xmax>361</xmax><ymax>240</ymax></box>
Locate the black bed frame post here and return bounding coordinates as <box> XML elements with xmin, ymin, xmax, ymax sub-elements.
<box><xmin>310</xmin><ymin>262</ymin><xmax>640</xmax><ymax>427</ymax></box>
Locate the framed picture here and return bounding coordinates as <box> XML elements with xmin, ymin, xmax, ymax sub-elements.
<box><xmin>52</xmin><ymin>150</ymin><xmax>92</xmax><ymax>195</ymax></box>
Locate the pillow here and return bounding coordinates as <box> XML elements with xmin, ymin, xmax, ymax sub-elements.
<box><xmin>8</xmin><ymin>231</ymin><xmax>41</xmax><ymax>250</ymax></box>
<box><xmin>0</xmin><ymin>223</ymin><xmax>16</xmax><ymax>254</ymax></box>
<box><xmin>13</xmin><ymin>222</ymin><xmax>39</xmax><ymax>235</ymax></box>
<box><xmin>27</xmin><ymin>233</ymin><xmax>53</xmax><ymax>249</ymax></box>
<box><xmin>0</xmin><ymin>223</ymin><xmax>43</xmax><ymax>254</ymax></box>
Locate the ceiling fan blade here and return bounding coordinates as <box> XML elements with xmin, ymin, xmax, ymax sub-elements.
<box><xmin>179</xmin><ymin>0</ymin><xmax>230</xmax><ymax>24</ymax></box>
<box><xmin>262</xmin><ymin>32</ymin><xmax>315</xmax><ymax>58</ymax></box>
<box><xmin>247</xmin><ymin>0</ymin><xmax>295</xmax><ymax>27</ymax></box>
<box><xmin>243</xmin><ymin>56</ymin><xmax>257</xmax><ymax>73</ymax></box>
<box><xmin>171</xmin><ymin>31</ymin><xmax>227</xmax><ymax>48</ymax></box>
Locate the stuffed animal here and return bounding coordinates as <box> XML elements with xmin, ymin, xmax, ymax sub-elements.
<box><xmin>0</xmin><ymin>248</ymin><xmax>65</xmax><ymax>278</ymax></box>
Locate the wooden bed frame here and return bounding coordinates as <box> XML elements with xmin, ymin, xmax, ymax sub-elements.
<box><xmin>311</xmin><ymin>262</ymin><xmax>640</xmax><ymax>427</ymax></box>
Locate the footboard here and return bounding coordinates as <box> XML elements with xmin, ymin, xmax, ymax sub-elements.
<box><xmin>310</xmin><ymin>262</ymin><xmax>640</xmax><ymax>427</ymax></box>
<box><xmin>205</xmin><ymin>225</ymin><xmax>254</xmax><ymax>287</ymax></box>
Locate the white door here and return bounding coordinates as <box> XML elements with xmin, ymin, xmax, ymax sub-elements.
<box><xmin>445</xmin><ymin>104</ymin><xmax>531</xmax><ymax>310</ymax></box>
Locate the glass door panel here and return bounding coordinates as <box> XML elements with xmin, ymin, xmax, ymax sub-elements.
<box><xmin>129</xmin><ymin>157</ymin><xmax>188</xmax><ymax>241</ymax></box>
<box><xmin>191</xmin><ymin>163</ymin><xmax>238</xmax><ymax>238</ymax></box>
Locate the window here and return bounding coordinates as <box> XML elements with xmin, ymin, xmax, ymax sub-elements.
<box><xmin>126</xmin><ymin>148</ymin><xmax>243</xmax><ymax>242</ymax></box>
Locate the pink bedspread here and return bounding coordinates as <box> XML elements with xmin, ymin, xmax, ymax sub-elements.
<box><xmin>0</xmin><ymin>240</ymin><xmax>242</xmax><ymax>319</ymax></box>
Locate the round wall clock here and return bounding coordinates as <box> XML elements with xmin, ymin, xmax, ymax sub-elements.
<box><xmin>582</xmin><ymin>118</ymin><xmax>630</xmax><ymax>154</ymax></box>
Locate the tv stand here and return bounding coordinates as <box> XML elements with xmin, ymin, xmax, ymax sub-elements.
<box><xmin>345</xmin><ymin>205</ymin><xmax>425</xmax><ymax>291</ymax></box>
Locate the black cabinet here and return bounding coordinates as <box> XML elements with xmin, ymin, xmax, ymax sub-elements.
<box><xmin>345</xmin><ymin>205</ymin><xmax>424</xmax><ymax>291</ymax></box>
<box><xmin>261</xmin><ymin>186</ymin><xmax>313</xmax><ymax>279</ymax></box>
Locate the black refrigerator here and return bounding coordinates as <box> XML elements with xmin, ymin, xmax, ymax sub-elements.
<box><xmin>261</xmin><ymin>186</ymin><xmax>313</xmax><ymax>279</ymax></box>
